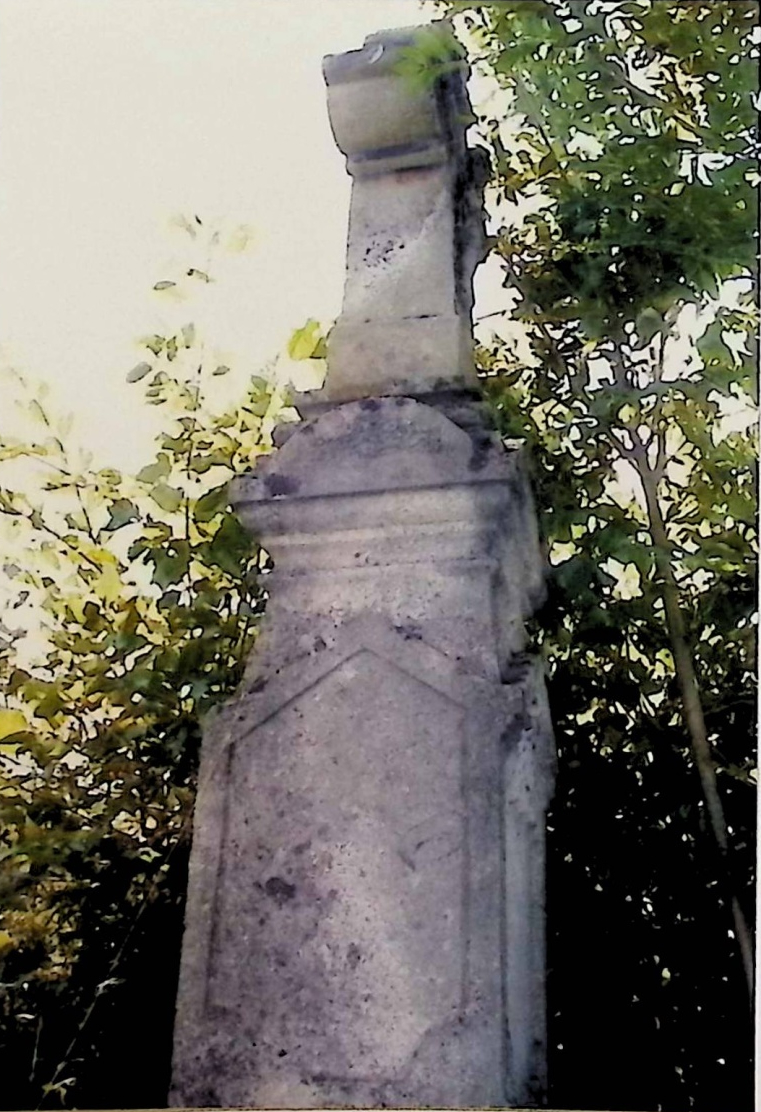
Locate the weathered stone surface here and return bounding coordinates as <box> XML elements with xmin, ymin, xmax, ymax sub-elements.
<box><xmin>171</xmin><ymin>21</ymin><xmax>555</xmax><ymax>1110</ymax></box>
<box><xmin>171</xmin><ymin>399</ymin><xmax>555</xmax><ymax>1108</ymax></box>
<box><xmin>313</xmin><ymin>22</ymin><xmax>491</xmax><ymax>403</ymax></box>
<box><xmin>174</xmin><ymin>617</ymin><xmax>531</xmax><ymax>1108</ymax></box>
<box><xmin>232</xmin><ymin>398</ymin><xmax>543</xmax><ymax>679</ymax></box>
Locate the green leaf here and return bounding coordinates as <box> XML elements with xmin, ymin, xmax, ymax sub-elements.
<box><xmin>245</xmin><ymin>398</ymin><xmax>270</xmax><ymax>418</ymax></box>
<box><xmin>103</xmin><ymin>499</ymin><xmax>140</xmax><ymax>532</ymax></box>
<box><xmin>153</xmin><ymin>281</ymin><xmax>176</xmax><ymax>291</ymax></box>
<box><xmin>187</xmin><ymin>449</ymin><xmax>230</xmax><ymax>474</ymax></box>
<box><xmin>213</xmin><ymin>365</ymin><xmax>231</xmax><ymax>376</ymax></box>
<box><xmin>193</xmin><ymin>483</ymin><xmax>229</xmax><ymax>523</ymax></box>
<box><xmin>136</xmin><ymin>454</ymin><xmax>171</xmax><ymax>484</ymax></box>
<box><xmin>114</xmin><ymin>630</ymin><xmax>148</xmax><ymax>653</ymax></box>
<box><xmin>126</xmin><ymin>362</ymin><xmax>153</xmax><ymax>384</ymax></box>
<box><xmin>634</xmin><ymin>307</ymin><xmax>665</xmax><ymax>348</ymax></box>
<box><xmin>149</xmin><ymin>484</ymin><xmax>183</xmax><ymax>513</ymax></box>
<box><xmin>203</xmin><ymin>513</ymin><xmax>250</xmax><ymax>577</ymax></box>
<box><xmin>149</xmin><ymin>541</ymin><xmax>190</xmax><ymax>588</ymax></box>
<box><xmin>35</xmin><ymin>689</ymin><xmax>66</xmax><ymax>721</ymax></box>
<box><xmin>161</xmin><ymin>435</ymin><xmax>190</xmax><ymax>453</ymax></box>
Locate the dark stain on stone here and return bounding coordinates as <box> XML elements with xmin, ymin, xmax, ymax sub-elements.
<box><xmin>313</xmin><ymin>636</ymin><xmax>327</xmax><ymax>652</ymax></box>
<box><xmin>502</xmin><ymin>652</ymin><xmax>530</xmax><ymax>682</ymax></box>
<box><xmin>508</xmin><ymin>473</ymin><xmax>527</xmax><ymax>506</ymax></box>
<box><xmin>193</xmin><ymin>1085</ymin><xmax>219</xmax><ymax>1106</ymax></box>
<box><xmin>395</xmin><ymin>622</ymin><xmax>422</xmax><ymax>641</ymax></box>
<box><xmin>277</xmin><ymin>1049</ymin><xmax>288</xmax><ymax>1058</ymax></box>
<box><xmin>347</xmin><ymin>943</ymin><xmax>361</xmax><ymax>969</ymax></box>
<box><xmin>359</xmin><ymin>398</ymin><xmax>380</xmax><ymax>411</ymax></box>
<box><xmin>468</xmin><ymin>435</ymin><xmax>492</xmax><ymax>471</ymax></box>
<box><xmin>248</xmin><ymin>676</ymin><xmax>267</xmax><ymax>693</ymax></box>
<box><xmin>293</xmin><ymin>840</ymin><xmax>311</xmax><ymax>856</ymax></box>
<box><xmin>265</xmin><ymin>473</ymin><xmax>300</xmax><ymax>496</ymax></box>
<box><xmin>265</xmin><ymin>876</ymin><xmax>296</xmax><ymax>903</ymax></box>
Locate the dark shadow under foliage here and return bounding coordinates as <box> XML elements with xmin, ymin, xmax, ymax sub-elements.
<box><xmin>0</xmin><ymin>820</ymin><xmax>191</xmax><ymax>1111</ymax></box>
<box><xmin>545</xmin><ymin>706</ymin><xmax>755</xmax><ymax>1112</ymax></box>
<box><xmin>58</xmin><ymin>849</ymin><xmax>189</xmax><ymax>1112</ymax></box>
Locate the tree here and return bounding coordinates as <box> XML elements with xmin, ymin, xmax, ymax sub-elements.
<box><xmin>0</xmin><ymin>219</ymin><xmax>308</xmax><ymax>1109</ymax></box>
<box><xmin>425</xmin><ymin>3</ymin><xmax>757</xmax><ymax>1108</ymax></box>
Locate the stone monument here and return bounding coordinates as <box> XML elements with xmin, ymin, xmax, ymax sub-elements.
<box><xmin>171</xmin><ymin>22</ymin><xmax>555</xmax><ymax>1109</ymax></box>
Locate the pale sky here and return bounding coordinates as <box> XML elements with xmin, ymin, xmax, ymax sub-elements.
<box><xmin>0</xmin><ymin>0</ymin><xmax>451</xmax><ymax>471</ymax></box>
<box><xmin>2</xmin><ymin>1</ymin><xmax>749</xmax><ymax>478</ymax></box>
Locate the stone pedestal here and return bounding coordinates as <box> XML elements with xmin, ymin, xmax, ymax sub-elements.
<box><xmin>170</xmin><ymin>21</ymin><xmax>555</xmax><ymax>1110</ymax></box>
<box><xmin>171</xmin><ymin>399</ymin><xmax>554</xmax><ymax>1109</ymax></box>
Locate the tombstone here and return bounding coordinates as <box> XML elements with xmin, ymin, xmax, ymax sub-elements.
<box><xmin>170</xmin><ymin>22</ymin><xmax>555</xmax><ymax>1110</ymax></box>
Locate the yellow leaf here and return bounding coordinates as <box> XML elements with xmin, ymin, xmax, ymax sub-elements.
<box><xmin>67</xmin><ymin>596</ymin><xmax>87</xmax><ymax>624</ymax></box>
<box><xmin>0</xmin><ymin>930</ymin><xmax>14</xmax><ymax>955</ymax></box>
<box><xmin>672</xmin><ymin>121</ymin><xmax>700</xmax><ymax>144</ymax></box>
<box><xmin>0</xmin><ymin>709</ymin><xmax>27</xmax><ymax>740</ymax></box>
<box><xmin>94</xmin><ymin>564</ymin><xmax>123</xmax><ymax>603</ymax></box>
<box><xmin>287</xmin><ymin>319</ymin><xmax>327</xmax><ymax>361</ymax></box>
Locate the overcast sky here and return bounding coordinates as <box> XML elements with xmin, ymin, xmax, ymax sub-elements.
<box><xmin>1</xmin><ymin>1</ymin><xmax>753</xmax><ymax>480</ymax></box>
<box><xmin>0</xmin><ymin>0</ymin><xmax>450</xmax><ymax>470</ymax></box>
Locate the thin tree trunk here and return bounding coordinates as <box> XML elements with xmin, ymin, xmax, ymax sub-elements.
<box><xmin>636</xmin><ymin>458</ymin><xmax>755</xmax><ymax>1003</ymax></box>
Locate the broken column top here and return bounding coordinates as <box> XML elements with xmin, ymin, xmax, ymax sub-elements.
<box><xmin>310</xmin><ymin>22</ymin><xmax>490</xmax><ymax>408</ymax></box>
<box><xmin>322</xmin><ymin>23</ymin><xmax>474</xmax><ymax>177</ymax></box>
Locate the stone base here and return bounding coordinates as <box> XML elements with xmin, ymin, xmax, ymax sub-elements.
<box><xmin>171</xmin><ymin>616</ymin><xmax>551</xmax><ymax>1109</ymax></box>
<box><xmin>170</xmin><ymin>397</ymin><xmax>555</xmax><ymax>1109</ymax></box>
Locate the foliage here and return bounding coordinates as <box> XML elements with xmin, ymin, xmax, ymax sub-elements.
<box><xmin>427</xmin><ymin>2</ymin><xmax>758</xmax><ymax>1108</ymax></box>
<box><xmin>0</xmin><ymin>222</ymin><xmax>293</xmax><ymax>1109</ymax></box>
